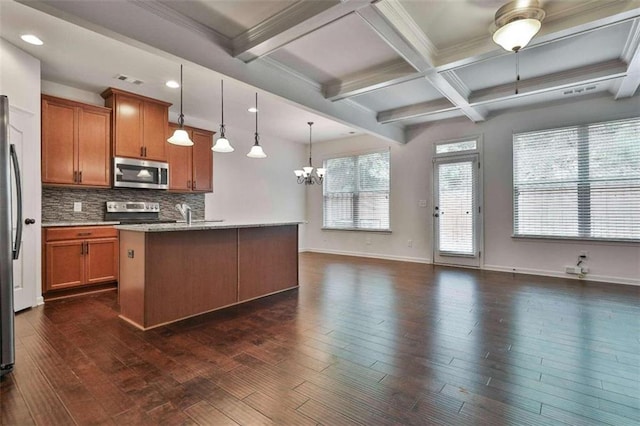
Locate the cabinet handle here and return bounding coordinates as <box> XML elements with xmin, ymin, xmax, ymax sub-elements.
<box><xmin>78</xmin><ymin>171</ymin><xmax>83</xmax><ymax>183</ymax></box>
<box><xmin>187</xmin><ymin>180</ymin><xmax>191</xmax><ymax>189</ymax></box>
<box><xmin>85</xmin><ymin>242</ymin><xmax>89</xmax><ymax>255</ymax></box>
<box><xmin>77</xmin><ymin>232</ymin><xmax>92</xmax><ymax>236</ymax></box>
<box><xmin>140</xmin><ymin>146</ymin><xmax>144</xmax><ymax>157</ymax></box>
<box><xmin>192</xmin><ymin>180</ymin><xmax>196</xmax><ymax>190</ymax></box>
<box><xmin>143</xmin><ymin>147</ymin><xmax>147</xmax><ymax>157</ymax></box>
<box><xmin>80</xmin><ymin>242</ymin><xmax>85</xmax><ymax>255</ymax></box>
<box><xmin>73</xmin><ymin>171</ymin><xmax>78</xmax><ymax>183</ymax></box>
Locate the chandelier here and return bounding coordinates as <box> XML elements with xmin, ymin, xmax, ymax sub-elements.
<box><xmin>295</xmin><ymin>122</ymin><xmax>325</xmax><ymax>185</ymax></box>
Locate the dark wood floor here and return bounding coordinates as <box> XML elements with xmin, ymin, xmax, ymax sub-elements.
<box><xmin>2</xmin><ymin>253</ymin><xmax>639</xmax><ymax>425</ymax></box>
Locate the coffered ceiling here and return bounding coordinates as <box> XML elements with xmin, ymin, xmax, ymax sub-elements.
<box><xmin>8</xmin><ymin>0</ymin><xmax>640</xmax><ymax>144</ymax></box>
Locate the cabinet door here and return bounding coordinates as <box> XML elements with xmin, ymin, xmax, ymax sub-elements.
<box><xmin>114</xmin><ymin>94</ymin><xmax>143</xmax><ymax>158</ymax></box>
<box><xmin>167</xmin><ymin>123</ymin><xmax>192</xmax><ymax>191</ymax></box>
<box><xmin>143</xmin><ymin>101</ymin><xmax>168</xmax><ymax>161</ymax></box>
<box><xmin>78</xmin><ymin>108</ymin><xmax>111</xmax><ymax>187</ymax></box>
<box><xmin>191</xmin><ymin>130</ymin><xmax>213</xmax><ymax>192</ymax></box>
<box><xmin>45</xmin><ymin>241</ymin><xmax>85</xmax><ymax>291</ymax></box>
<box><xmin>42</xmin><ymin>99</ymin><xmax>76</xmax><ymax>185</ymax></box>
<box><xmin>86</xmin><ymin>238</ymin><xmax>119</xmax><ymax>285</ymax></box>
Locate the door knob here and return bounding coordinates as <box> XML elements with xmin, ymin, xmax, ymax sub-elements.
<box><xmin>24</xmin><ymin>218</ymin><xmax>36</xmax><ymax>225</ymax></box>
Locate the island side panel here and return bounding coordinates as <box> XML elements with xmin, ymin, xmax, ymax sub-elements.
<box><xmin>145</xmin><ymin>229</ymin><xmax>238</xmax><ymax>327</ymax></box>
<box><xmin>238</xmin><ymin>225</ymin><xmax>298</xmax><ymax>302</ymax></box>
<box><xmin>118</xmin><ymin>230</ymin><xmax>146</xmax><ymax>328</ymax></box>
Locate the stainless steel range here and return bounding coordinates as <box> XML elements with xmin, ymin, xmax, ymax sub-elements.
<box><xmin>105</xmin><ymin>201</ymin><xmax>177</xmax><ymax>224</ymax></box>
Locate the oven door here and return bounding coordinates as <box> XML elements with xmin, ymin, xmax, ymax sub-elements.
<box><xmin>114</xmin><ymin>157</ymin><xmax>169</xmax><ymax>189</ymax></box>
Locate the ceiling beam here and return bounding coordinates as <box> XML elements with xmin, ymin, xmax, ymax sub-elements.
<box><xmin>20</xmin><ymin>0</ymin><xmax>405</xmax><ymax>144</ymax></box>
<box><xmin>232</xmin><ymin>0</ymin><xmax>370</xmax><ymax>63</ymax></box>
<box><xmin>377</xmin><ymin>99</ymin><xmax>457</xmax><ymax>124</ymax></box>
<box><xmin>324</xmin><ymin>59</ymin><xmax>420</xmax><ymax>101</ymax></box>
<box><xmin>615</xmin><ymin>18</ymin><xmax>640</xmax><ymax>99</ymax></box>
<box><xmin>358</xmin><ymin>0</ymin><xmax>486</xmax><ymax>122</ymax></box>
<box><xmin>378</xmin><ymin>59</ymin><xmax>627</xmax><ymax>122</ymax></box>
<box><xmin>470</xmin><ymin>59</ymin><xmax>628</xmax><ymax>105</ymax></box>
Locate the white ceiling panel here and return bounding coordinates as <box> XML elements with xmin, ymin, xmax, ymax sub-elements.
<box><xmin>159</xmin><ymin>0</ymin><xmax>298</xmax><ymax>39</ymax></box>
<box><xmin>352</xmin><ymin>77</ymin><xmax>444</xmax><ymax>111</ymax></box>
<box><xmin>455</xmin><ymin>20</ymin><xmax>632</xmax><ymax>92</ymax></box>
<box><xmin>268</xmin><ymin>12</ymin><xmax>404</xmax><ymax>84</ymax></box>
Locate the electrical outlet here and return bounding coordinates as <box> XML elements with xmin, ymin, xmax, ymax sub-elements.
<box><xmin>565</xmin><ymin>266</ymin><xmax>582</xmax><ymax>275</ymax></box>
<box><xmin>127</xmin><ymin>249</ymin><xmax>134</xmax><ymax>258</ymax></box>
<box><xmin>407</xmin><ymin>239</ymin><xmax>413</xmax><ymax>247</ymax></box>
<box><xmin>73</xmin><ymin>202</ymin><xmax>82</xmax><ymax>212</ymax></box>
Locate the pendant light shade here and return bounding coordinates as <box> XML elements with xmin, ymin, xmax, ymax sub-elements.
<box><xmin>212</xmin><ymin>80</ymin><xmax>234</xmax><ymax>153</ymax></box>
<box><xmin>247</xmin><ymin>93</ymin><xmax>266</xmax><ymax>158</ymax></box>
<box><xmin>168</xmin><ymin>64</ymin><xmax>193</xmax><ymax>146</ymax></box>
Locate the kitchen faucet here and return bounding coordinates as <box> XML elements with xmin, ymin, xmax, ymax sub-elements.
<box><xmin>175</xmin><ymin>203</ymin><xmax>192</xmax><ymax>225</ymax></box>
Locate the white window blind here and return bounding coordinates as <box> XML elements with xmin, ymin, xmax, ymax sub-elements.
<box><xmin>438</xmin><ymin>160</ymin><xmax>477</xmax><ymax>255</ymax></box>
<box><xmin>323</xmin><ymin>150</ymin><xmax>390</xmax><ymax>231</ymax></box>
<box><xmin>513</xmin><ymin>117</ymin><xmax>640</xmax><ymax>241</ymax></box>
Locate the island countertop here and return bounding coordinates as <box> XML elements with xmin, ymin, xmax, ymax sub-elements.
<box><xmin>115</xmin><ymin>220</ymin><xmax>303</xmax><ymax>233</ymax></box>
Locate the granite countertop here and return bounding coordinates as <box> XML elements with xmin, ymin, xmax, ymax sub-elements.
<box><xmin>42</xmin><ymin>221</ymin><xmax>121</xmax><ymax>228</ymax></box>
<box><xmin>115</xmin><ymin>221</ymin><xmax>303</xmax><ymax>233</ymax></box>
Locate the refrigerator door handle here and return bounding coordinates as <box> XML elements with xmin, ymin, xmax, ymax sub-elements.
<box><xmin>9</xmin><ymin>144</ymin><xmax>22</xmax><ymax>260</ymax></box>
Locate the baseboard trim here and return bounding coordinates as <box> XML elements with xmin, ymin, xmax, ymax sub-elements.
<box><xmin>299</xmin><ymin>249</ymin><xmax>638</xmax><ymax>286</ymax></box>
<box><xmin>482</xmin><ymin>264</ymin><xmax>640</xmax><ymax>287</ymax></box>
<box><xmin>301</xmin><ymin>248</ymin><xmax>431</xmax><ymax>264</ymax></box>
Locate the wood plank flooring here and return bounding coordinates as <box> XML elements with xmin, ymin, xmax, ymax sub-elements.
<box><xmin>2</xmin><ymin>252</ymin><xmax>639</xmax><ymax>425</ymax></box>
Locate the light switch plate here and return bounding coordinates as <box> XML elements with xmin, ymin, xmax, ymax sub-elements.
<box><xmin>418</xmin><ymin>200</ymin><xmax>427</xmax><ymax>208</ymax></box>
<box><xmin>73</xmin><ymin>202</ymin><xmax>82</xmax><ymax>212</ymax></box>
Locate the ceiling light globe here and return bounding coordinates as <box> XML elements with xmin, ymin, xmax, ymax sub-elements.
<box><xmin>493</xmin><ymin>18</ymin><xmax>541</xmax><ymax>51</ymax></box>
<box><xmin>294</xmin><ymin>170</ymin><xmax>304</xmax><ymax>177</ymax></box>
<box><xmin>303</xmin><ymin>166</ymin><xmax>314</xmax><ymax>175</ymax></box>
<box><xmin>212</xmin><ymin>137</ymin><xmax>234</xmax><ymax>152</ymax></box>
<box><xmin>167</xmin><ymin>129</ymin><xmax>193</xmax><ymax>146</ymax></box>
<box><xmin>247</xmin><ymin>145</ymin><xmax>266</xmax><ymax>158</ymax></box>
<box><xmin>20</xmin><ymin>34</ymin><xmax>43</xmax><ymax>45</ymax></box>
<box><xmin>316</xmin><ymin>168</ymin><xmax>326</xmax><ymax>178</ymax></box>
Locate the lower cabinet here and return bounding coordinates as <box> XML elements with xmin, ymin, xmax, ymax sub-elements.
<box><xmin>44</xmin><ymin>226</ymin><xmax>118</xmax><ymax>294</ymax></box>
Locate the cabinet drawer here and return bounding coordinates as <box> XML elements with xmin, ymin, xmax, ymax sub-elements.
<box><xmin>45</xmin><ymin>226</ymin><xmax>117</xmax><ymax>242</ymax></box>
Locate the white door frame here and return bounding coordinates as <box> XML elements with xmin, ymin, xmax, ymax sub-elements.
<box><xmin>432</xmin><ymin>136</ymin><xmax>483</xmax><ymax>268</ymax></box>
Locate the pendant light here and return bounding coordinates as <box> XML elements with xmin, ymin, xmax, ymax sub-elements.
<box><xmin>295</xmin><ymin>122</ymin><xmax>324</xmax><ymax>185</ymax></box>
<box><xmin>167</xmin><ymin>64</ymin><xmax>193</xmax><ymax>146</ymax></box>
<box><xmin>247</xmin><ymin>93</ymin><xmax>266</xmax><ymax>158</ymax></box>
<box><xmin>212</xmin><ymin>80</ymin><xmax>234</xmax><ymax>153</ymax></box>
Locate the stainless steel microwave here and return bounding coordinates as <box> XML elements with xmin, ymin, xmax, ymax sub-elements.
<box><xmin>113</xmin><ymin>157</ymin><xmax>169</xmax><ymax>189</ymax></box>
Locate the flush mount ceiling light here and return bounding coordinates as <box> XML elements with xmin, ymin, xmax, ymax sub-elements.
<box><xmin>295</xmin><ymin>122</ymin><xmax>325</xmax><ymax>185</ymax></box>
<box><xmin>20</xmin><ymin>34</ymin><xmax>43</xmax><ymax>45</ymax></box>
<box><xmin>247</xmin><ymin>93</ymin><xmax>266</xmax><ymax>158</ymax></box>
<box><xmin>248</xmin><ymin>107</ymin><xmax>258</xmax><ymax>113</ymax></box>
<box><xmin>491</xmin><ymin>0</ymin><xmax>545</xmax><ymax>52</ymax></box>
<box><xmin>165</xmin><ymin>80</ymin><xmax>179</xmax><ymax>89</ymax></box>
<box><xmin>212</xmin><ymin>80</ymin><xmax>234</xmax><ymax>153</ymax></box>
<box><xmin>167</xmin><ymin>64</ymin><xmax>193</xmax><ymax>146</ymax></box>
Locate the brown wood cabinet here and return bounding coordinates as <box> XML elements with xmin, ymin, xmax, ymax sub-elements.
<box><xmin>43</xmin><ymin>226</ymin><xmax>118</xmax><ymax>294</ymax></box>
<box><xmin>167</xmin><ymin>123</ymin><xmax>214</xmax><ymax>192</ymax></box>
<box><xmin>41</xmin><ymin>95</ymin><xmax>111</xmax><ymax>187</ymax></box>
<box><xmin>101</xmin><ymin>88</ymin><xmax>171</xmax><ymax>162</ymax></box>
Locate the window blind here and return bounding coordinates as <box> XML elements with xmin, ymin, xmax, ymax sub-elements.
<box><xmin>323</xmin><ymin>151</ymin><xmax>390</xmax><ymax>231</ymax></box>
<box><xmin>513</xmin><ymin>117</ymin><xmax>640</xmax><ymax>241</ymax></box>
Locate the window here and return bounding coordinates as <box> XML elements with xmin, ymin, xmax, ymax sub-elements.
<box><xmin>513</xmin><ymin>117</ymin><xmax>640</xmax><ymax>241</ymax></box>
<box><xmin>323</xmin><ymin>150</ymin><xmax>390</xmax><ymax>231</ymax></box>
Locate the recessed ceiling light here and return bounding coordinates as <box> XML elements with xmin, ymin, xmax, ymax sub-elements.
<box><xmin>166</xmin><ymin>80</ymin><xmax>180</xmax><ymax>89</ymax></box>
<box><xmin>20</xmin><ymin>34</ymin><xmax>43</xmax><ymax>46</ymax></box>
<box><xmin>248</xmin><ymin>107</ymin><xmax>258</xmax><ymax>113</ymax></box>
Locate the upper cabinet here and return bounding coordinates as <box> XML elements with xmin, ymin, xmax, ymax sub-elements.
<box><xmin>167</xmin><ymin>123</ymin><xmax>214</xmax><ymax>193</ymax></box>
<box><xmin>101</xmin><ymin>88</ymin><xmax>171</xmax><ymax>162</ymax></box>
<box><xmin>42</xmin><ymin>95</ymin><xmax>111</xmax><ymax>187</ymax></box>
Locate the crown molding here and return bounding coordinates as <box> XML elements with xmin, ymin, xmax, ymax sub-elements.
<box><xmin>377</xmin><ymin>98</ymin><xmax>457</xmax><ymax>124</ymax></box>
<box><xmin>232</xmin><ymin>0</ymin><xmax>368</xmax><ymax>62</ymax></box>
<box><xmin>260</xmin><ymin>57</ymin><xmax>322</xmax><ymax>91</ymax></box>
<box><xmin>132</xmin><ymin>1</ymin><xmax>231</xmax><ymax>50</ymax></box>
<box><xmin>324</xmin><ymin>59</ymin><xmax>420</xmax><ymax>101</ymax></box>
<box><xmin>440</xmin><ymin>70</ymin><xmax>471</xmax><ymax>100</ymax></box>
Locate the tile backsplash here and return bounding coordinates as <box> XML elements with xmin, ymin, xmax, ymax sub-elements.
<box><xmin>42</xmin><ymin>187</ymin><xmax>205</xmax><ymax>223</ymax></box>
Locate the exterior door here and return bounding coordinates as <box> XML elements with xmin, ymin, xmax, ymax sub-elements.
<box><xmin>433</xmin><ymin>154</ymin><xmax>482</xmax><ymax>267</ymax></box>
<box><xmin>9</xmin><ymin>106</ymin><xmax>39</xmax><ymax>311</ymax></box>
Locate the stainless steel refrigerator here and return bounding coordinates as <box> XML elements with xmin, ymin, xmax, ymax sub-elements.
<box><xmin>1</xmin><ymin>95</ymin><xmax>23</xmax><ymax>377</ymax></box>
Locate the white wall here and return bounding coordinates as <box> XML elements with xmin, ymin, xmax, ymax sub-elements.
<box><xmin>305</xmin><ymin>94</ymin><xmax>640</xmax><ymax>285</ymax></box>
<box><xmin>41</xmin><ymin>80</ymin><xmax>104</xmax><ymax>106</ymax></box>
<box><xmin>0</xmin><ymin>38</ymin><xmax>43</xmax><ymax>305</ymax></box>
<box><xmin>204</xmin><ymin>126</ymin><xmax>308</xmax><ymax>247</ymax></box>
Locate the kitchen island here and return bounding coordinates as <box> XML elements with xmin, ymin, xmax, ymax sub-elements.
<box><xmin>116</xmin><ymin>221</ymin><xmax>300</xmax><ymax>330</ymax></box>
